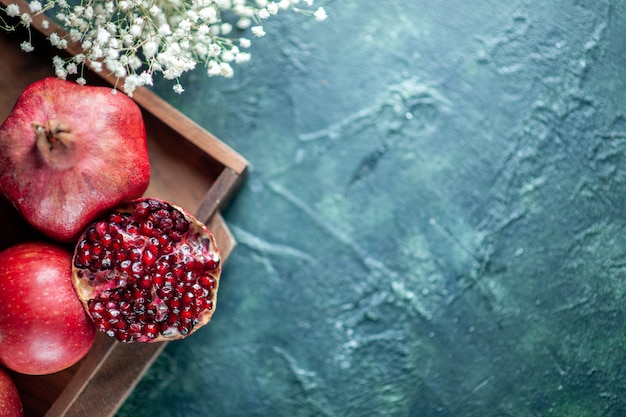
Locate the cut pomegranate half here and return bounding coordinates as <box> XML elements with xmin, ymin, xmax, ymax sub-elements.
<box><xmin>72</xmin><ymin>198</ymin><xmax>221</xmax><ymax>343</ymax></box>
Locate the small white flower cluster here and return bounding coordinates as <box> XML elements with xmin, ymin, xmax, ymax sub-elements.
<box><xmin>1</xmin><ymin>0</ymin><xmax>327</xmax><ymax>95</ymax></box>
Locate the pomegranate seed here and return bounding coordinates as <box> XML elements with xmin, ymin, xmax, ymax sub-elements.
<box><xmin>140</xmin><ymin>220</ymin><xmax>154</xmax><ymax>236</ymax></box>
<box><xmin>199</xmin><ymin>275</ymin><xmax>215</xmax><ymax>291</ymax></box>
<box><xmin>119</xmin><ymin>259</ymin><xmax>132</xmax><ymax>273</ymax></box>
<box><xmin>133</xmin><ymin>201</ymin><xmax>151</xmax><ymax>220</ymax></box>
<box><xmin>131</xmin><ymin>261</ymin><xmax>144</xmax><ymax>276</ymax></box>
<box><xmin>109</xmin><ymin>213</ymin><xmax>126</xmax><ymax>224</ymax></box>
<box><xmin>172</xmin><ymin>265</ymin><xmax>185</xmax><ymax>279</ymax></box>
<box><xmin>153</xmin><ymin>274</ymin><xmax>165</xmax><ymax>288</ymax></box>
<box><xmin>145</xmin><ymin>323</ymin><xmax>158</xmax><ymax>338</ymax></box>
<box><xmin>181</xmin><ymin>308</ymin><xmax>194</xmax><ymax>321</ymax></box>
<box><xmin>157</xmin><ymin>286</ymin><xmax>173</xmax><ymax>299</ymax></box>
<box><xmin>183</xmin><ymin>291</ymin><xmax>194</xmax><ymax>304</ymax></box>
<box><xmin>115</xmin><ymin>331</ymin><xmax>132</xmax><ymax>342</ymax></box>
<box><xmin>129</xmin><ymin>248</ymin><xmax>142</xmax><ymax>261</ymax></box>
<box><xmin>195</xmin><ymin>298</ymin><xmax>207</xmax><ymax>311</ymax></box>
<box><xmin>159</xmin><ymin>217</ymin><xmax>174</xmax><ymax>230</ymax></box>
<box><xmin>142</xmin><ymin>249</ymin><xmax>157</xmax><ymax>267</ymax></box>
<box><xmin>170</xmin><ymin>298</ymin><xmax>182</xmax><ymax>313</ymax></box>
<box><xmin>139</xmin><ymin>276</ymin><xmax>152</xmax><ymax>290</ymax></box>
<box><xmin>126</xmin><ymin>224</ymin><xmax>139</xmax><ymax>235</ymax></box>
<box><xmin>167</xmin><ymin>314</ymin><xmax>179</xmax><ymax>325</ymax></box>
<box><xmin>107</xmin><ymin>309</ymin><xmax>121</xmax><ymax>319</ymax></box>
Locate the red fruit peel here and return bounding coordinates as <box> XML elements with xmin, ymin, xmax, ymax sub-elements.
<box><xmin>0</xmin><ymin>77</ymin><xmax>150</xmax><ymax>242</ymax></box>
<box><xmin>0</xmin><ymin>242</ymin><xmax>96</xmax><ymax>375</ymax></box>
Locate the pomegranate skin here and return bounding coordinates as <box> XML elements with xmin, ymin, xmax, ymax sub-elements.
<box><xmin>0</xmin><ymin>368</ymin><xmax>23</xmax><ymax>417</ymax></box>
<box><xmin>0</xmin><ymin>242</ymin><xmax>96</xmax><ymax>375</ymax></box>
<box><xmin>0</xmin><ymin>77</ymin><xmax>150</xmax><ymax>242</ymax></box>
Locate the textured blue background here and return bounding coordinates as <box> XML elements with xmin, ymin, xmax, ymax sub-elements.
<box><xmin>119</xmin><ymin>1</ymin><xmax>626</xmax><ymax>416</ymax></box>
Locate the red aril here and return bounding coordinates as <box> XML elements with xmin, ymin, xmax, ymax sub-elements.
<box><xmin>0</xmin><ymin>77</ymin><xmax>150</xmax><ymax>242</ymax></box>
<box><xmin>0</xmin><ymin>242</ymin><xmax>96</xmax><ymax>375</ymax></box>
<box><xmin>72</xmin><ymin>198</ymin><xmax>221</xmax><ymax>343</ymax></box>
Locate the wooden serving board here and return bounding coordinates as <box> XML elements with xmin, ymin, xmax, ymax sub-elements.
<box><xmin>0</xmin><ymin>5</ymin><xmax>249</xmax><ymax>416</ymax></box>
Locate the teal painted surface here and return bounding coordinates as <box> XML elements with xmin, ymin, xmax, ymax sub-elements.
<box><xmin>118</xmin><ymin>1</ymin><xmax>626</xmax><ymax>416</ymax></box>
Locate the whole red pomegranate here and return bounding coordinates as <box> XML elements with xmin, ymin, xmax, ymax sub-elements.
<box><xmin>0</xmin><ymin>77</ymin><xmax>150</xmax><ymax>242</ymax></box>
<box><xmin>0</xmin><ymin>242</ymin><xmax>96</xmax><ymax>375</ymax></box>
<box><xmin>0</xmin><ymin>368</ymin><xmax>23</xmax><ymax>417</ymax></box>
<box><xmin>72</xmin><ymin>198</ymin><xmax>221</xmax><ymax>343</ymax></box>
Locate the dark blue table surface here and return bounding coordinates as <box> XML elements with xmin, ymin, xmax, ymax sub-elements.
<box><xmin>118</xmin><ymin>1</ymin><xmax>626</xmax><ymax>416</ymax></box>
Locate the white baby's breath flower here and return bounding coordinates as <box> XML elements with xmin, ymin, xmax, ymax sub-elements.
<box><xmin>208</xmin><ymin>43</ymin><xmax>221</xmax><ymax>57</ymax></box>
<box><xmin>235</xmin><ymin>51</ymin><xmax>251</xmax><ymax>63</ymax></box>
<box><xmin>215</xmin><ymin>0</ymin><xmax>231</xmax><ymax>9</ymax></box>
<box><xmin>251</xmin><ymin>25</ymin><xmax>265</xmax><ymax>37</ymax></box>
<box><xmin>83</xmin><ymin>5</ymin><xmax>93</xmax><ymax>19</ymax></box>
<box><xmin>219</xmin><ymin>62</ymin><xmax>234</xmax><ymax>77</ymax></box>
<box><xmin>89</xmin><ymin>60</ymin><xmax>103</xmax><ymax>72</ymax></box>
<box><xmin>55</xmin><ymin>66</ymin><xmax>68</xmax><ymax>79</ymax></box>
<box><xmin>128</xmin><ymin>55</ymin><xmax>143</xmax><ymax>70</ymax></box>
<box><xmin>20</xmin><ymin>41</ymin><xmax>34</xmax><ymax>52</ymax></box>
<box><xmin>28</xmin><ymin>1</ymin><xmax>42</xmax><ymax>13</ymax></box>
<box><xmin>129</xmin><ymin>24</ymin><xmax>143</xmax><ymax>37</ymax></box>
<box><xmin>66</xmin><ymin>62</ymin><xmax>78</xmax><ymax>74</ymax></box>
<box><xmin>236</xmin><ymin>17</ymin><xmax>251</xmax><ymax>30</ymax></box>
<box><xmin>221</xmin><ymin>22</ymin><xmax>233</xmax><ymax>34</ymax></box>
<box><xmin>221</xmin><ymin>49</ymin><xmax>235</xmax><ymax>62</ymax></box>
<box><xmin>48</xmin><ymin>32</ymin><xmax>61</xmax><ymax>46</ymax></box>
<box><xmin>207</xmin><ymin>60</ymin><xmax>221</xmax><ymax>76</ymax></box>
<box><xmin>3</xmin><ymin>0</ymin><xmax>327</xmax><ymax>93</ymax></box>
<box><xmin>197</xmin><ymin>24</ymin><xmax>210</xmax><ymax>35</ymax></box>
<box><xmin>123</xmin><ymin>74</ymin><xmax>143</xmax><ymax>96</ymax></box>
<box><xmin>158</xmin><ymin>23</ymin><xmax>172</xmax><ymax>36</ymax></box>
<box><xmin>20</xmin><ymin>13</ymin><xmax>32</xmax><ymax>26</ymax></box>
<box><xmin>52</xmin><ymin>55</ymin><xmax>64</xmax><ymax>67</ymax></box>
<box><xmin>178</xmin><ymin>19</ymin><xmax>192</xmax><ymax>32</ymax></box>
<box><xmin>186</xmin><ymin>10</ymin><xmax>199</xmax><ymax>22</ymax></box>
<box><xmin>149</xmin><ymin>5</ymin><xmax>161</xmax><ymax>16</ymax></box>
<box><xmin>198</xmin><ymin>6</ymin><xmax>217</xmax><ymax>22</ymax></box>
<box><xmin>143</xmin><ymin>40</ymin><xmax>159</xmax><ymax>57</ymax></box>
<box><xmin>96</xmin><ymin>27</ymin><xmax>111</xmax><ymax>44</ymax></box>
<box><xmin>5</xmin><ymin>3</ymin><xmax>20</xmax><ymax>17</ymax></box>
<box><xmin>267</xmin><ymin>2</ymin><xmax>278</xmax><ymax>14</ymax></box>
<box><xmin>314</xmin><ymin>7</ymin><xmax>327</xmax><ymax>21</ymax></box>
<box><xmin>139</xmin><ymin>71</ymin><xmax>153</xmax><ymax>86</ymax></box>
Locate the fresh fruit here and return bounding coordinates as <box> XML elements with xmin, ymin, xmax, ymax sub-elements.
<box><xmin>0</xmin><ymin>242</ymin><xmax>96</xmax><ymax>375</ymax></box>
<box><xmin>0</xmin><ymin>77</ymin><xmax>150</xmax><ymax>242</ymax></box>
<box><xmin>0</xmin><ymin>368</ymin><xmax>23</xmax><ymax>417</ymax></box>
<box><xmin>72</xmin><ymin>198</ymin><xmax>221</xmax><ymax>343</ymax></box>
